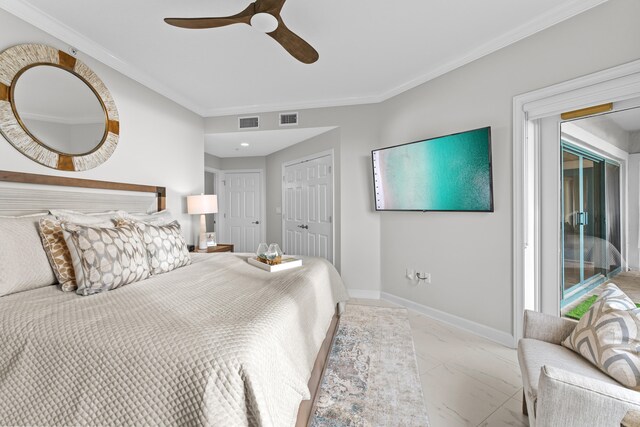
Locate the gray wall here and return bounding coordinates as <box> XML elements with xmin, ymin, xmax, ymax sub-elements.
<box><xmin>378</xmin><ymin>0</ymin><xmax>640</xmax><ymax>334</ymax></box>
<box><xmin>629</xmin><ymin>155</ymin><xmax>640</xmax><ymax>270</ymax></box>
<box><xmin>203</xmin><ymin>0</ymin><xmax>640</xmax><ymax>335</ymax></box>
<box><xmin>0</xmin><ymin>10</ymin><xmax>204</xmax><ymax>243</ymax></box>
<box><xmin>572</xmin><ymin>116</ymin><xmax>631</xmax><ymax>152</ymax></box>
<box><xmin>205</xmin><ymin>153</ymin><xmax>222</xmax><ymax>170</ymax></box>
<box><xmin>205</xmin><ymin>153</ymin><xmax>266</xmax><ymax>171</ymax></box>
<box><xmin>204</xmin><ymin>171</ymin><xmax>216</xmax><ymax>232</ymax></box>
<box><xmin>629</xmin><ymin>131</ymin><xmax>640</xmax><ymax>153</ymax></box>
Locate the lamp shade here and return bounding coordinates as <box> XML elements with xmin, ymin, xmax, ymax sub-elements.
<box><xmin>187</xmin><ymin>194</ymin><xmax>218</xmax><ymax>215</ymax></box>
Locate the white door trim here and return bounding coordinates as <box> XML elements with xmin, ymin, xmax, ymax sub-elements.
<box><xmin>281</xmin><ymin>149</ymin><xmax>335</xmax><ymax>264</ymax></box>
<box><xmin>218</xmin><ymin>169</ymin><xmax>266</xmax><ymax>246</ymax></box>
<box><xmin>513</xmin><ymin>59</ymin><xmax>640</xmax><ymax>346</ymax></box>
<box><xmin>204</xmin><ymin>166</ymin><xmax>223</xmax><ymax>239</ymax></box>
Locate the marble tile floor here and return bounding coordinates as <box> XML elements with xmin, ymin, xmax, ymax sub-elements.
<box><xmin>349</xmin><ymin>298</ymin><xmax>528</xmax><ymax>427</ymax></box>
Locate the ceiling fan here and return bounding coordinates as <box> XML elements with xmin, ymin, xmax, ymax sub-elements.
<box><xmin>164</xmin><ymin>0</ymin><xmax>319</xmax><ymax>64</ymax></box>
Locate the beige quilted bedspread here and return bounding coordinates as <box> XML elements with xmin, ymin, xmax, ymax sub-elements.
<box><xmin>0</xmin><ymin>253</ymin><xmax>348</xmax><ymax>427</ymax></box>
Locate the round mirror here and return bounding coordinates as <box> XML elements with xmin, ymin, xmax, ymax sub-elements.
<box><xmin>12</xmin><ymin>65</ymin><xmax>107</xmax><ymax>155</ymax></box>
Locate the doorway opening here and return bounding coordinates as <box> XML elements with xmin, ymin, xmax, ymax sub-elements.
<box><xmin>513</xmin><ymin>60</ymin><xmax>640</xmax><ymax>344</ymax></box>
<box><xmin>560</xmin><ymin>141</ymin><xmax>622</xmax><ymax>307</ymax></box>
<box><xmin>559</xmin><ymin>106</ymin><xmax>640</xmax><ymax>315</ymax></box>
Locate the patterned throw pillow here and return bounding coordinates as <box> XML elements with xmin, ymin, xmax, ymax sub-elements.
<box><xmin>61</xmin><ymin>222</ymin><xmax>151</xmax><ymax>296</ymax></box>
<box><xmin>132</xmin><ymin>220</ymin><xmax>191</xmax><ymax>275</ymax></box>
<box><xmin>39</xmin><ymin>216</ymin><xmax>114</xmax><ymax>292</ymax></box>
<box><xmin>562</xmin><ymin>284</ymin><xmax>640</xmax><ymax>390</ymax></box>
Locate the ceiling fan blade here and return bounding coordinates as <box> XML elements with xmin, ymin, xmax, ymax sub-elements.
<box><xmin>267</xmin><ymin>20</ymin><xmax>319</xmax><ymax>64</ymax></box>
<box><xmin>165</xmin><ymin>3</ymin><xmax>255</xmax><ymax>29</ymax></box>
<box><xmin>255</xmin><ymin>0</ymin><xmax>287</xmax><ymax>14</ymax></box>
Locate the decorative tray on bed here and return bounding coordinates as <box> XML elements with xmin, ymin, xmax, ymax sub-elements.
<box><xmin>247</xmin><ymin>256</ymin><xmax>302</xmax><ymax>272</ymax></box>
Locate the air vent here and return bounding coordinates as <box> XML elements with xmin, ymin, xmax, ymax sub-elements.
<box><xmin>239</xmin><ymin>116</ymin><xmax>259</xmax><ymax>129</ymax></box>
<box><xmin>279</xmin><ymin>112</ymin><xmax>299</xmax><ymax>126</ymax></box>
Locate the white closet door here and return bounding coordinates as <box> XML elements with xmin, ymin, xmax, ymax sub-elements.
<box><xmin>225</xmin><ymin>172</ymin><xmax>261</xmax><ymax>253</ymax></box>
<box><xmin>283</xmin><ymin>155</ymin><xmax>333</xmax><ymax>262</ymax></box>
<box><xmin>284</xmin><ymin>163</ymin><xmax>306</xmax><ymax>256</ymax></box>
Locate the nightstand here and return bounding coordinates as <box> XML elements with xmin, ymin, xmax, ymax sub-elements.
<box><xmin>194</xmin><ymin>244</ymin><xmax>234</xmax><ymax>253</ymax></box>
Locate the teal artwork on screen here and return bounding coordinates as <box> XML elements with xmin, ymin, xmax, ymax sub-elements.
<box><xmin>373</xmin><ymin>127</ymin><xmax>493</xmax><ymax>211</ymax></box>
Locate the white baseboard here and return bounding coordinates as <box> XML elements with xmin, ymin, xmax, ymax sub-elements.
<box><xmin>380</xmin><ymin>292</ymin><xmax>516</xmax><ymax>348</ymax></box>
<box><xmin>347</xmin><ymin>289</ymin><xmax>381</xmax><ymax>299</ymax></box>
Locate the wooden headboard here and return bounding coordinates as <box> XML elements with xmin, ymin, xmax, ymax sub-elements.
<box><xmin>0</xmin><ymin>170</ymin><xmax>166</xmax><ymax>214</ymax></box>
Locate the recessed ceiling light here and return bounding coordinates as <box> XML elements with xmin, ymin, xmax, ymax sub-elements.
<box><xmin>240</xmin><ymin>142</ymin><xmax>250</xmax><ymax>147</ymax></box>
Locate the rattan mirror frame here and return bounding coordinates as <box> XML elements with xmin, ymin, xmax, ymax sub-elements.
<box><xmin>0</xmin><ymin>44</ymin><xmax>119</xmax><ymax>171</ymax></box>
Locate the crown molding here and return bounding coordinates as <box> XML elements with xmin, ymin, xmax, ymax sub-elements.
<box><xmin>0</xmin><ymin>0</ymin><xmax>608</xmax><ymax>118</ymax></box>
<box><xmin>201</xmin><ymin>93</ymin><xmax>385</xmax><ymax>117</ymax></box>
<box><xmin>375</xmin><ymin>0</ymin><xmax>609</xmax><ymax>103</ymax></box>
<box><xmin>202</xmin><ymin>0</ymin><xmax>609</xmax><ymax>117</ymax></box>
<box><xmin>0</xmin><ymin>0</ymin><xmax>205</xmax><ymax>116</ymax></box>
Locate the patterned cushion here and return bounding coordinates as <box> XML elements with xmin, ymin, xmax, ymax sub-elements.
<box><xmin>39</xmin><ymin>216</ymin><xmax>114</xmax><ymax>292</ymax></box>
<box><xmin>0</xmin><ymin>214</ymin><xmax>57</xmax><ymax>297</ymax></box>
<box><xmin>562</xmin><ymin>284</ymin><xmax>640</xmax><ymax>390</ymax></box>
<box><xmin>61</xmin><ymin>222</ymin><xmax>151</xmax><ymax>296</ymax></box>
<box><xmin>132</xmin><ymin>220</ymin><xmax>191</xmax><ymax>275</ymax></box>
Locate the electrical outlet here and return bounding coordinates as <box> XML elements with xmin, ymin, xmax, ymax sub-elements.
<box><xmin>406</xmin><ymin>268</ymin><xmax>415</xmax><ymax>280</ymax></box>
<box><xmin>416</xmin><ymin>271</ymin><xmax>431</xmax><ymax>284</ymax></box>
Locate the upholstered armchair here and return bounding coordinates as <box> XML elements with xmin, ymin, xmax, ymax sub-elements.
<box><xmin>517</xmin><ymin>310</ymin><xmax>640</xmax><ymax>426</ymax></box>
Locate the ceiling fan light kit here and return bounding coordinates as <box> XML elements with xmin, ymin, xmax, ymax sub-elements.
<box><xmin>251</xmin><ymin>13</ymin><xmax>279</xmax><ymax>33</ymax></box>
<box><xmin>165</xmin><ymin>0</ymin><xmax>319</xmax><ymax>64</ymax></box>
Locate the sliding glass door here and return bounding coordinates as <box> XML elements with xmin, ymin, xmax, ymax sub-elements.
<box><xmin>561</xmin><ymin>143</ymin><xmax>619</xmax><ymax>305</ymax></box>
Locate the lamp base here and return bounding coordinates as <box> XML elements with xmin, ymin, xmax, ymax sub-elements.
<box><xmin>198</xmin><ymin>214</ymin><xmax>207</xmax><ymax>250</ymax></box>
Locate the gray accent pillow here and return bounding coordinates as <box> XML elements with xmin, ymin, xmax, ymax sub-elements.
<box><xmin>0</xmin><ymin>214</ymin><xmax>57</xmax><ymax>297</ymax></box>
<box><xmin>61</xmin><ymin>222</ymin><xmax>151</xmax><ymax>296</ymax></box>
<box><xmin>132</xmin><ymin>220</ymin><xmax>191</xmax><ymax>275</ymax></box>
<box><xmin>39</xmin><ymin>216</ymin><xmax>114</xmax><ymax>293</ymax></box>
<box><xmin>562</xmin><ymin>284</ymin><xmax>640</xmax><ymax>390</ymax></box>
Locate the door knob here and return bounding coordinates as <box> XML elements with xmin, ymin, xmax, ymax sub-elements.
<box><xmin>303</xmin><ymin>225</ymin><xmax>309</xmax><ymax>230</ymax></box>
<box><xmin>252</xmin><ymin>221</ymin><xmax>260</xmax><ymax>225</ymax></box>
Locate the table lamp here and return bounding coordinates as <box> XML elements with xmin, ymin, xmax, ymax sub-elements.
<box><xmin>187</xmin><ymin>194</ymin><xmax>218</xmax><ymax>251</ymax></box>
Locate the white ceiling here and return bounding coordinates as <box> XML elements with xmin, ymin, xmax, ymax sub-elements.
<box><xmin>607</xmin><ymin>108</ymin><xmax>640</xmax><ymax>132</ymax></box>
<box><xmin>0</xmin><ymin>0</ymin><xmax>606</xmax><ymax>117</ymax></box>
<box><xmin>205</xmin><ymin>127</ymin><xmax>334</xmax><ymax>158</ymax></box>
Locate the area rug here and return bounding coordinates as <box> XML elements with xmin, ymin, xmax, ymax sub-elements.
<box><xmin>565</xmin><ymin>295</ymin><xmax>640</xmax><ymax>320</ymax></box>
<box><xmin>310</xmin><ymin>304</ymin><xmax>430</xmax><ymax>426</ymax></box>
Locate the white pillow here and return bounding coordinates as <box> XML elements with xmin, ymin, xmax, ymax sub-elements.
<box><xmin>49</xmin><ymin>209</ymin><xmax>124</xmax><ymax>224</ymax></box>
<box><xmin>119</xmin><ymin>210</ymin><xmax>173</xmax><ymax>225</ymax></box>
<box><xmin>0</xmin><ymin>214</ymin><xmax>57</xmax><ymax>296</ymax></box>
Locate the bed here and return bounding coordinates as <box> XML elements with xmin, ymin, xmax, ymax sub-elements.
<box><xmin>0</xmin><ymin>171</ymin><xmax>349</xmax><ymax>427</ymax></box>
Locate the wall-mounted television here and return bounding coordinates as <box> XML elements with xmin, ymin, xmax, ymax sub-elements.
<box><xmin>372</xmin><ymin>126</ymin><xmax>494</xmax><ymax>212</ymax></box>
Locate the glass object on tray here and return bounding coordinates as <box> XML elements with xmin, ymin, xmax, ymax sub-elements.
<box><xmin>256</xmin><ymin>243</ymin><xmax>269</xmax><ymax>262</ymax></box>
<box><xmin>266</xmin><ymin>243</ymin><xmax>283</xmax><ymax>265</ymax></box>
